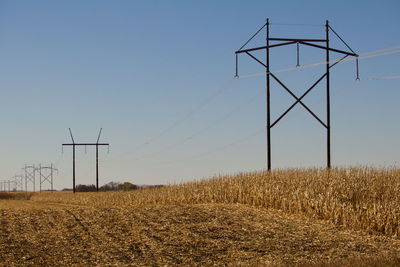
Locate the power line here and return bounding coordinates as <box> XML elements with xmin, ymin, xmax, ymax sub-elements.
<box><xmin>102</xmin><ymin>78</ymin><xmax>237</xmax><ymax>163</ymax></box>
<box><xmin>238</xmin><ymin>46</ymin><xmax>400</xmax><ymax>79</ymax></box>
<box><xmin>153</xmin><ymin>78</ymin><xmax>359</xmax><ymax>166</ymax></box>
<box><xmin>57</xmin><ymin>46</ymin><xmax>400</xmax><ymax>175</ymax></box>
<box><xmin>270</xmin><ymin>23</ymin><xmax>323</xmax><ymax>27</ymax></box>
<box><xmin>101</xmin><ymin>86</ymin><xmax>265</xmax><ymax>164</ymax></box>
<box><xmin>139</xmin><ymin>78</ymin><xmax>236</xmax><ymax>147</ymax></box>
<box><xmin>181</xmin><ymin>93</ymin><xmax>262</xmax><ymax>142</ymax></box>
<box><xmin>100</xmin><ymin>71</ymin><xmax>291</xmax><ymax>164</ymax></box>
<box><xmin>147</xmin><ymin>72</ymin><xmax>295</xmax><ymax>156</ymax></box>
<box><xmin>358</xmin><ymin>75</ymin><xmax>400</xmax><ymax>81</ymax></box>
<box><xmin>102</xmin><ymin>51</ymin><xmax>400</xmax><ymax>165</ymax></box>
<box><xmin>157</xmin><ymin>129</ymin><xmax>265</xmax><ymax>165</ymax></box>
<box><xmin>101</xmin><ymin>46</ymin><xmax>399</xmax><ymax>164</ymax></box>
<box><xmin>359</xmin><ymin>45</ymin><xmax>400</xmax><ymax>55</ymax></box>
<box><xmin>40</xmin><ymin>69</ymin><xmax>400</xmax><ymax>185</ymax></box>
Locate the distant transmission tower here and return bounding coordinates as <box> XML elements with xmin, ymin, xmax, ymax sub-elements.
<box><xmin>2</xmin><ymin>180</ymin><xmax>14</xmax><ymax>192</ymax></box>
<box><xmin>235</xmin><ymin>19</ymin><xmax>359</xmax><ymax>170</ymax></box>
<box><xmin>0</xmin><ymin>180</ymin><xmax>10</xmax><ymax>192</ymax></box>
<box><xmin>62</xmin><ymin>128</ymin><xmax>110</xmax><ymax>193</ymax></box>
<box><xmin>37</xmin><ymin>164</ymin><xmax>58</xmax><ymax>192</ymax></box>
<box><xmin>13</xmin><ymin>174</ymin><xmax>24</xmax><ymax>191</ymax></box>
<box><xmin>23</xmin><ymin>165</ymin><xmax>36</xmax><ymax>192</ymax></box>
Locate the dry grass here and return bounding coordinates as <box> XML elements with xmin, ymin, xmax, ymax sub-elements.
<box><xmin>33</xmin><ymin>167</ymin><xmax>400</xmax><ymax>237</ymax></box>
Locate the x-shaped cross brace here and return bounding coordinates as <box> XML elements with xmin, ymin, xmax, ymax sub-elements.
<box><xmin>40</xmin><ymin>173</ymin><xmax>52</xmax><ymax>183</ymax></box>
<box><xmin>245</xmin><ymin>51</ymin><xmax>348</xmax><ymax>129</ymax></box>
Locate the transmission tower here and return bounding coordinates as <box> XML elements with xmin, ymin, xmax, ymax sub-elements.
<box><xmin>2</xmin><ymin>180</ymin><xmax>14</xmax><ymax>192</ymax></box>
<box><xmin>235</xmin><ymin>19</ymin><xmax>359</xmax><ymax>170</ymax></box>
<box><xmin>62</xmin><ymin>128</ymin><xmax>110</xmax><ymax>193</ymax></box>
<box><xmin>0</xmin><ymin>181</ymin><xmax>9</xmax><ymax>192</ymax></box>
<box><xmin>13</xmin><ymin>174</ymin><xmax>24</xmax><ymax>191</ymax></box>
<box><xmin>38</xmin><ymin>164</ymin><xmax>58</xmax><ymax>192</ymax></box>
<box><xmin>23</xmin><ymin>165</ymin><xmax>36</xmax><ymax>192</ymax></box>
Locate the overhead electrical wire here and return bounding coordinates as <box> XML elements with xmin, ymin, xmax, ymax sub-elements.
<box><xmin>173</xmin><ymin>90</ymin><xmax>264</xmax><ymax>144</ymax></box>
<box><xmin>270</xmin><ymin>23</ymin><xmax>323</xmax><ymax>27</ymax></box>
<box><xmin>358</xmin><ymin>75</ymin><xmax>400</xmax><ymax>81</ymax></box>
<box><xmin>139</xmin><ymin>78</ymin><xmax>237</xmax><ymax>147</ymax></box>
<box><xmin>238</xmin><ymin>46</ymin><xmax>400</xmax><ymax>79</ymax></box>
<box><xmin>101</xmin><ymin>86</ymin><xmax>265</xmax><ymax>163</ymax></box>
<box><xmin>100</xmin><ymin>78</ymin><xmax>237</xmax><ymax>163</ymax></box>
<box><xmin>97</xmin><ymin>46</ymin><xmax>400</xmax><ymax>164</ymax></box>
<box><xmin>54</xmin><ymin>21</ymin><xmax>400</xmax><ymax>182</ymax></box>
<box><xmin>98</xmin><ymin>72</ymin><xmax>400</xmax><ymax>167</ymax></box>
<box><xmin>102</xmin><ymin>69</ymin><xmax>294</xmax><ymax>164</ymax></box>
<box><xmin>156</xmin><ymin>128</ymin><xmax>265</xmax><ymax>165</ymax></box>
<box><xmin>153</xmin><ymin>78</ymin><xmax>369</xmax><ymax>166</ymax></box>
<box><xmin>163</xmin><ymin>72</ymin><xmax>400</xmax><ymax>166</ymax></box>
<box><xmin>357</xmin><ymin>45</ymin><xmax>400</xmax><ymax>55</ymax></box>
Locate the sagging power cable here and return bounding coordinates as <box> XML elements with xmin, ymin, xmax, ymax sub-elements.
<box><xmin>238</xmin><ymin>46</ymin><xmax>400</xmax><ymax>79</ymax></box>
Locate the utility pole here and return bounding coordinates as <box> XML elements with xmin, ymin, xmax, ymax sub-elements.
<box><xmin>326</xmin><ymin>20</ymin><xmax>331</xmax><ymax>168</ymax></box>
<box><xmin>95</xmin><ymin>128</ymin><xmax>103</xmax><ymax>193</ymax></box>
<box><xmin>38</xmin><ymin>164</ymin><xmax>58</xmax><ymax>192</ymax></box>
<box><xmin>62</xmin><ymin>128</ymin><xmax>109</xmax><ymax>193</ymax></box>
<box><xmin>265</xmin><ymin>19</ymin><xmax>271</xmax><ymax>170</ymax></box>
<box><xmin>23</xmin><ymin>165</ymin><xmax>36</xmax><ymax>192</ymax></box>
<box><xmin>235</xmin><ymin>19</ymin><xmax>359</xmax><ymax>170</ymax></box>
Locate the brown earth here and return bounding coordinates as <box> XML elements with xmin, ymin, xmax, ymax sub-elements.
<box><xmin>1</xmin><ymin>200</ymin><xmax>399</xmax><ymax>266</ymax></box>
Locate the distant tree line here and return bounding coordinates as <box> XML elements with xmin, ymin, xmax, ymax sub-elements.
<box><xmin>73</xmin><ymin>181</ymin><xmax>139</xmax><ymax>192</ymax></box>
<box><xmin>61</xmin><ymin>182</ymin><xmax>165</xmax><ymax>192</ymax></box>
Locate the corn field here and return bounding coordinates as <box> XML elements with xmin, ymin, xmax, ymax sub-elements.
<box><xmin>32</xmin><ymin>167</ymin><xmax>400</xmax><ymax>238</ymax></box>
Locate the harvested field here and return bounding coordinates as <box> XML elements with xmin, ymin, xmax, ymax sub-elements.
<box><xmin>1</xmin><ymin>203</ymin><xmax>400</xmax><ymax>266</ymax></box>
<box><xmin>0</xmin><ymin>192</ymin><xmax>33</xmax><ymax>200</ymax></box>
<box><xmin>1</xmin><ymin>167</ymin><xmax>400</xmax><ymax>266</ymax></box>
<box><xmin>33</xmin><ymin>167</ymin><xmax>400</xmax><ymax>237</ymax></box>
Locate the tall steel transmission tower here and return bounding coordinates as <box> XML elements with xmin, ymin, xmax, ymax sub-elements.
<box><xmin>23</xmin><ymin>165</ymin><xmax>36</xmax><ymax>192</ymax></box>
<box><xmin>235</xmin><ymin>19</ymin><xmax>359</xmax><ymax>170</ymax></box>
<box><xmin>13</xmin><ymin>174</ymin><xmax>24</xmax><ymax>191</ymax></box>
<box><xmin>37</xmin><ymin>164</ymin><xmax>58</xmax><ymax>191</ymax></box>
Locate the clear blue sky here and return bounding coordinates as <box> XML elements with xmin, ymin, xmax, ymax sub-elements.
<box><xmin>0</xmin><ymin>0</ymin><xmax>399</xmax><ymax>189</ymax></box>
